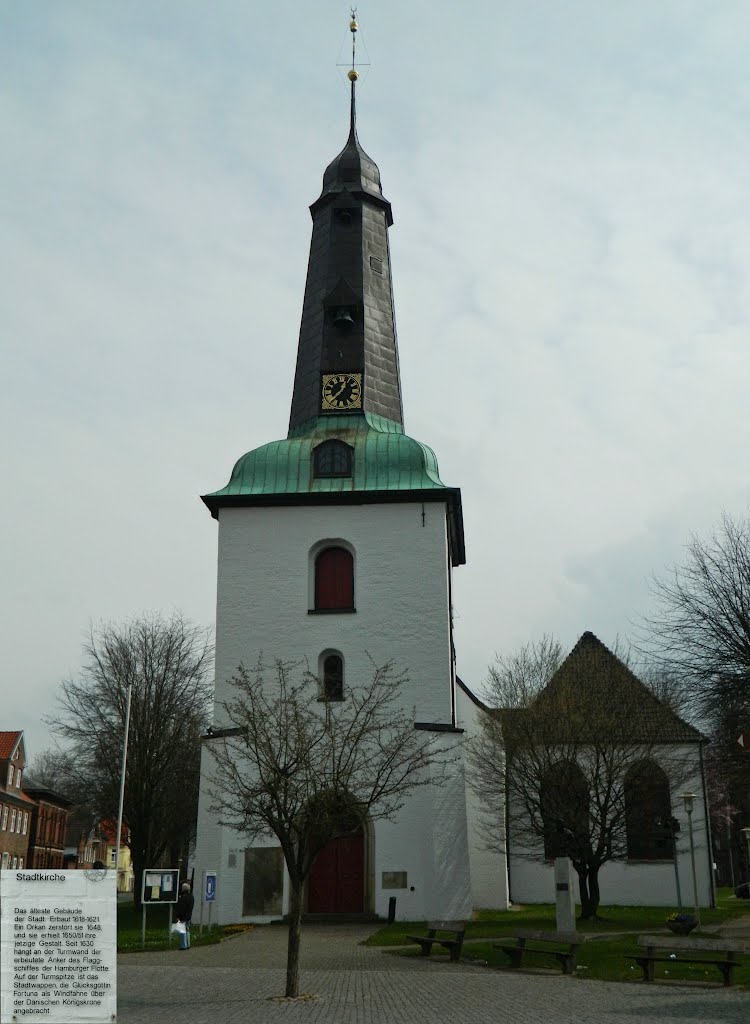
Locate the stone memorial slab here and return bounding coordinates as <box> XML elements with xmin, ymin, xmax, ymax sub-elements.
<box><xmin>553</xmin><ymin>857</ymin><xmax>576</xmax><ymax>934</ymax></box>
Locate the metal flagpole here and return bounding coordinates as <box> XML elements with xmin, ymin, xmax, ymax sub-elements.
<box><xmin>115</xmin><ymin>683</ymin><xmax>133</xmax><ymax>891</ymax></box>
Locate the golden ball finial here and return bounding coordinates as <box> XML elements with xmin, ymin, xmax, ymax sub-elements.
<box><xmin>350</xmin><ymin>19</ymin><xmax>358</xmax><ymax>32</ymax></box>
<box><xmin>348</xmin><ymin>69</ymin><xmax>359</xmax><ymax>81</ymax></box>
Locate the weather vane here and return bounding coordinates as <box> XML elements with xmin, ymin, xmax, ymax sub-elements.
<box><xmin>337</xmin><ymin>8</ymin><xmax>370</xmax><ymax>82</ymax></box>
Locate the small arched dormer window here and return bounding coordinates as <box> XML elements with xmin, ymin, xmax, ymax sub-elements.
<box><xmin>321</xmin><ymin>653</ymin><xmax>344</xmax><ymax>701</ymax></box>
<box><xmin>313</xmin><ymin>439</ymin><xmax>352</xmax><ymax>479</ymax></box>
<box><xmin>314</xmin><ymin>546</ymin><xmax>354</xmax><ymax>611</ymax></box>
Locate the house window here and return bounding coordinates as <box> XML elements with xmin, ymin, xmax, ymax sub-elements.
<box><xmin>321</xmin><ymin>653</ymin><xmax>344</xmax><ymax>701</ymax></box>
<box><xmin>313</xmin><ymin>439</ymin><xmax>352</xmax><ymax>479</ymax></box>
<box><xmin>1</xmin><ymin>852</ymin><xmax>8</xmax><ymax>869</ymax></box>
<box><xmin>7</xmin><ymin>766</ymin><xmax>13</xmax><ymax>787</ymax></box>
<box><xmin>10</xmin><ymin>810</ymin><xmax>16</xmax><ymax>833</ymax></box>
<box><xmin>625</xmin><ymin>761</ymin><xmax>673</xmax><ymax>860</ymax></box>
<box><xmin>19</xmin><ymin>857</ymin><xmax>23</xmax><ymax>869</ymax></box>
<box><xmin>314</xmin><ymin>547</ymin><xmax>354</xmax><ymax>611</ymax></box>
<box><xmin>16</xmin><ymin>770</ymin><xmax>21</xmax><ymax>788</ymax></box>
<box><xmin>22</xmin><ymin>812</ymin><xmax>28</xmax><ymax>835</ymax></box>
<box><xmin>539</xmin><ymin>761</ymin><xmax>589</xmax><ymax>861</ymax></box>
<box><xmin>12</xmin><ymin>856</ymin><xmax>17</xmax><ymax>869</ymax></box>
<box><xmin>1</xmin><ymin>807</ymin><xmax>7</xmax><ymax>830</ymax></box>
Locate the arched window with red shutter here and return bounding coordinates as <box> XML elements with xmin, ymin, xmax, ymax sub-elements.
<box><xmin>314</xmin><ymin>546</ymin><xmax>354</xmax><ymax>611</ymax></box>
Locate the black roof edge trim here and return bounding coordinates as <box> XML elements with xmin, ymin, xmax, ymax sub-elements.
<box><xmin>203</xmin><ymin>726</ymin><xmax>245</xmax><ymax>740</ymax></box>
<box><xmin>414</xmin><ymin>722</ymin><xmax>464</xmax><ymax>734</ymax></box>
<box><xmin>456</xmin><ymin>676</ymin><xmax>490</xmax><ymax>712</ymax></box>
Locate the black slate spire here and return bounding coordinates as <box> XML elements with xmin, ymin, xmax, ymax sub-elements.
<box><xmin>288</xmin><ymin>74</ymin><xmax>403</xmax><ymax>433</ymax></box>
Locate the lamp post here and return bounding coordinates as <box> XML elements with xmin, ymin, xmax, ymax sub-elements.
<box><xmin>660</xmin><ymin>816</ymin><xmax>683</xmax><ymax>912</ymax></box>
<box><xmin>741</xmin><ymin>827</ymin><xmax>750</xmax><ymax>883</ymax></box>
<box><xmin>682</xmin><ymin>793</ymin><xmax>700</xmax><ymax>924</ymax></box>
<box><xmin>115</xmin><ymin>682</ymin><xmax>133</xmax><ymax>895</ymax></box>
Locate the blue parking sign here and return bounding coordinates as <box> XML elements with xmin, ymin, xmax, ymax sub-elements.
<box><xmin>204</xmin><ymin>871</ymin><xmax>217</xmax><ymax>903</ymax></box>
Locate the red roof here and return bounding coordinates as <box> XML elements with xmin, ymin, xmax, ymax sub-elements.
<box><xmin>0</xmin><ymin>732</ymin><xmax>22</xmax><ymax>759</ymax></box>
<box><xmin>100</xmin><ymin>820</ymin><xmax>128</xmax><ymax>843</ymax></box>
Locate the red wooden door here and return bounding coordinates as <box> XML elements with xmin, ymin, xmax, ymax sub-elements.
<box><xmin>308</xmin><ymin>831</ymin><xmax>364</xmax><ymax>913</ymax></box>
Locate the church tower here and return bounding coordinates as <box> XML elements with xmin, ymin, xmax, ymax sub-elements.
<box><xmin>194</xmin><ymin>35</ymin><xmax>471</xmax><ymax>922</ymax></box>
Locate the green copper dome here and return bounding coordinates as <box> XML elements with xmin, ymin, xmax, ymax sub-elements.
<box><xmin>205</xmin><ymin>413</ymin><xmax>447</xmax><ymax>500</ymax></box>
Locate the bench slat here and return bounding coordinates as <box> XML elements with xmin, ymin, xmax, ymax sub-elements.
<box><xmin>514</xmin><ymin>929</ymin><xmax>585</xmax><ymax>943</ymax></box>
<box><xmin>408</xmin><ymin>922</ymin><xmax>465</xmax><ymax>963</ymax></box>
<box><xmin>637</xmin><ymin>935</ymin><xmax>748</xmax><ymax>953</ymax></box>
<box><xmin>493</xmin><ymin>932</ymin><xmax>581</xmax><ymax>975</ymax></box>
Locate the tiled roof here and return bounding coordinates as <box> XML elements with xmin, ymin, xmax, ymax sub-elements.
<box><xmin>0</xmin><ymin>731</ymin><xmax>22</xmax><ymax>759</ymax></box>
<box><xmin>537</xmin><ymin>631</ymin><xmax>704</xmax><ymax>744</ymax></box>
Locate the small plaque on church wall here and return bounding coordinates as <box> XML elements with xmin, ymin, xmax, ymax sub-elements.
<box><xmin>382</xmin><ymin>871</ymin><xmax>407</xmax><ymax>889</ymax></box>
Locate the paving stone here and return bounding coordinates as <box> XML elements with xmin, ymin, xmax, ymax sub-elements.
<box><xmin>117</xmin><ymin>924</ymin><xmax>749</xmax><ymax>1024</ymax></box>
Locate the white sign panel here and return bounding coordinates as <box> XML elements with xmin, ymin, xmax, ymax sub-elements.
<box><xmin>1</xmin><ymin>869</ymin><xmax>116</xmax><ymax>1023</ymax></box>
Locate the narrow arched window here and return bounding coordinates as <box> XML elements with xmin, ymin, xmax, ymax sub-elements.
<box><xmin>313</xmin><ymin>440</ymin><xmax>352</xmax><ymax>479</ymax></box>
<box><xmin>625</xmin><ymin>761</ymin><xmax>672</xmax><ymax>860</ymax></box>
<box><xmin>315</xmin><ymin>547</ymin><xmax>354</xmax><ymax>611</ymax></box>
<box><xmin>323</xmin><ymin>654</ymin><xmax>344</xmax><ymax>701</ymax></box>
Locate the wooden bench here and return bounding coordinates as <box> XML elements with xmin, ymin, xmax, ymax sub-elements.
<box><xmin>493</xmin><ymin>930</ymin><xmax>585</xmax><ymax>974</ymax></box>
<box><xmin>406</xmin><ymin>921</ymin><xmax>466</xmax><ymax>962</ymax></box>
<box><xmin>627</xmin><ymin>935</ymin><xmax>748</xmax><ymax>987</ymax></box>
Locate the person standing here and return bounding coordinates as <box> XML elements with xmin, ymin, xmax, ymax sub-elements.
<box><xmin>176</xmin><ymin>882</ymin><xmax>195</xmax><ymax>950</ymax></box>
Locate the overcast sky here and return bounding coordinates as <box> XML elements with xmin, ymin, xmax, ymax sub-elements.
<box><xmin>3</xmin><ymin>1</ymin><xmax>749</xmax><ymax>760</ymax></box>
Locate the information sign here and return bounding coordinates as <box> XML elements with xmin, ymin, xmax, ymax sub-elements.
<box><xmin>203</xmin><ymin>872</ymin><xmax>216</xmax><ymax>903</ymax></box>
<box><xmin>140</xmin><ymin>869</ymin><xmax>179</xmax><ymax>904</ymax></box>
<box><xmin>0</xmin><ymin>868</ymin><xmax>116</xmax><ymax>1024</ymax></box>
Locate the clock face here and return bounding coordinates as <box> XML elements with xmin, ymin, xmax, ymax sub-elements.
<box><xmin>321</xmin><ymin>372</ymin><xmax>363</xmax><ymax>411</ymax></box>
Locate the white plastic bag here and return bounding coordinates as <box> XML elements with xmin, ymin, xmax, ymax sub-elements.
<box><xmin>171</xmin><ymin>921</ymin><xmax>187</xmax><ymax>935</ymax></box>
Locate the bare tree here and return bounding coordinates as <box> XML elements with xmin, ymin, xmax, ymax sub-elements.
<box><xmin>643</xmin><ymin>511</ymin><xmax>750</xmax><ymax>715</ymax></box>
<box><xmin>28</xmin><ymin>748</ymin><xmax>79</xmax><ymax>797</ymax></box>
<box><xmin>207</xmin><ymin>657</ymin><xmax>455</xmax><ymax>998</ymax></box>
<box><xmin>47</xmin><ymin>613</ymin><xmax>213</xmax><ymax>906</ymax></box>
<box><xmin>468</xmin><ymin>634</ymin><xmax>701</xmax><ymax>919</ymax></box>
<box><xmin>642</xmin><ymin>511</ymin><xmax>750</xmax><ymax>850</ymax></box>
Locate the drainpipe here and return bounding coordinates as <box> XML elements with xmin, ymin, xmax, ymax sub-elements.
<box><xmin>699</xmin><ymin>742</ymin><xmax>716</xmax><ymax>908</ymax></box>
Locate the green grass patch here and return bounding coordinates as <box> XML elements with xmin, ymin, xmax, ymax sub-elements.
<box><xmin>462</xmin><ymin>934</ymin><xmax>750</xmax><ymax>987</ymax></box>
<box><xmin>366</xmin><ymin>889</ymin><xmax>750</xmax><ymax>986</ymax></box>
<box><xmin>116</xmin><ymin>900</ymin><xmax>234</xmax><ymax>952</ymax></box>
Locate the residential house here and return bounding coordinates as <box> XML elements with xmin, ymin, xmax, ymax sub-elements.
<box><xmin>23</xmin><ymin>777</ymin><xmax>73</xmax><ymax>869</ymax></box>
<box><xmin>0</xmin><ymin>731</ymin><xmax>34</xmax><ymax>869</ymax></box>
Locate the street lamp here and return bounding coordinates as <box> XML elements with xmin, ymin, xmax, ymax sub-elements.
<box><xmin>741</xmin><ymin>828</ymin><xmax>750</xmax><ymax>883</ymax></box>
<box><xmin>681</xmin><ymin>793</ymin><xmax>700</xmax><ymax>924</ymax></box>
<box><xmin>658</xmin><ymin>816</ymin><xmax>682</xmax><ymax>912</ymax></box>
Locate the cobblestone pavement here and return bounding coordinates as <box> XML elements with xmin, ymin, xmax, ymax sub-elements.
<box><xmin>118</xmin><ymin>924</ymin><xmax>749</xmax><ymax>1024</ymax></box>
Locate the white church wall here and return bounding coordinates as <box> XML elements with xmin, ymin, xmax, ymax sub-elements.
<box><xmin>195</xmin><ymin>499</ymin><xmax>472</xmax><ymax>922</ymax></box>
<box><xmin>213</xmin><ymin>502</ymin><xmax>454</xmax><ymax>724</ymax></box>
<box><xmin>194</xmin><ymin>740</ymin><xmax>291</xmax><ymax>925</ymax></box>
<box><xmin>509</xmin><ymin>744</ymin><xmax>714</xmax><ymax>908</ymax></box>
<box><xmin>454</xmin><ymin>683</ymin><xmax>510</xmax><ymax>910</ymax></box>
<box><xmin>372</xmin><ymin>734</ymin><xmax>472</xmax><ymax>921</ymax></box>
<box><xmin>194</xmin><ymin>728</ymin><xmax>472</xmax><ymax>923</ymax></box>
